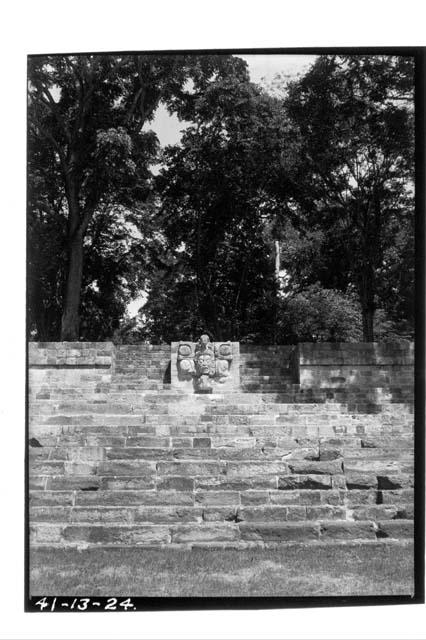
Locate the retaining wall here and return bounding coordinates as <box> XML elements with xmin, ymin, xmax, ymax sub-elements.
<box><xmin>298</xmin><ymin>342</ymin><xmax>414</xmax><ymax>390</ymax></box>
<box><xmin>28</xmin><ymin>341</ymin><xmax>415</xmax><ymax>548</ymax></box>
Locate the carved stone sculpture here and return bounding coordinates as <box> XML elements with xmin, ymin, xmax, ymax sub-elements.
<box><xmin>193</xmin><ymin>334</ymin><xmax>216</xmax><ymax>392</ymax></box>
<box><xmin>176</xmin><ymin>334</ymin><xmax>233</xmax><ymax>392</ymax></box>
<box><xmin>215</xmin><ymin>342</ymin><xmax>233</xmax><ymax>383</ymax></box>
<box><xmin>177</xmin><ymin>342</ymin><xmax>195</xmax><ymax>379</ymax></box>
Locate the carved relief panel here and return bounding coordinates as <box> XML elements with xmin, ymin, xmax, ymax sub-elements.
<box><xmin>175</xmin><ymin>335</ymin><xmax>235</xmax><ymax>392</ymax></box>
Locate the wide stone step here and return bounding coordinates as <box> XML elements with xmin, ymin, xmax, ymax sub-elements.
<box><xmin>29</xmin><ymin>518</ymin><xmax>414</xmax><ymax>547</ymax></box>
<box><xmin>29</xmin><ymin>501</ymin><xmax>414</xmax><ymax>527</ymax></box>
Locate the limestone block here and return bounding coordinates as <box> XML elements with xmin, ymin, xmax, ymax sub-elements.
<box><xmin>240</xmin><ymin>491</ymin><xmax>270</xmax><ymax>505</ymax></box>
<box><xmin>287</xmin><ymin>460</ymin><xmax>343</xmax><ymax>475</ymax></box>
<box><xmin>30</xmin><ymin>461</ymin><xmax>65</xmax><ymax>476</ymax></box>
<box><xmin>157</xmin><ymin>461</ymin><xmax>223</xmax><ymax>476</ymax></box>
<box><xmin>97</xmin><ymin>461</ymin><xmax>156</xmax><ymax>476</ymax></box>
<box><xmin>157</xmin><ymin>476</ymin><xmax>195</xmax><ymax>491</ymax></box>
<box><xmin>31</xmin><ymin>524</ymin><xmax>63</xmax><ymax>544</ymax></box>
<box><xmin>269</xmin><ymin>490</ymin><xmax>321</xmax><ymax>505</ymax></box>
<box><xmin>101</xmin><ymin>477</ymin><xmax>156</xmax><ymax>491</ymax></box>
<box><xmin>70</xmin><ymin>507</ymin><xmax>132</xmax><ymax>523</ymax></box>
<box><xmin>380</xmin><ymin>489</ymin><xmax>414</xmax><ymax>504</ymax></box>
<box><xmin>30</xmin><ymin>506</ymin><xmax>71</xmax><ymax>522</ymax></box>
<box><xmin>376</xmin><ymin>520</ymin><xmax>414</xmax><ymax>539</ymax></box>
<box><xmin>74</xmin><ymin>490</ymin><xmax>194</xmax><ymax>507</ymax></box>
<box><xmin>305</xmin><ymin>506</ymin><xmax>346</xmax><ymax>520</ymax></box>
<box><xmin>195</xmin><ymin>477</ymin><xmax>277</xmax><ymax>491</ymax></box>
<box><xmin>195</xmin><ymin>491</ymin><xmax>240</xmax><ymax>506</ymax></box>
<box><xmin>278</xmin><ymin>475</ymin><xmax>332</xmax><ymax>490</ymax></box>
<box><xmin>46</xmin><ymin>476</ymin><xmax>102</xmax><ymax>491</ymax></box>
<box><xmin>226</xmin><ymin>461</ymin><xmax>288</xmax><ymax>477</ymax></box>
<box><xmin>202</xmin><ymin>507</ymin><xmax>239</xmax><ymax>522</ymax></box>
<box><xmin>239</xmin><ymin>522</ymin><xmax>320</xmax><ymax>542</ymax></box>
<box><xmin>237</xmin><ymin>506</ymin><xmax>289</xmax><ymax>522</ymax></box>
<box><xmin>134</xmin><ymin>507</ymin><xmax>203</xmax><ymax>524</ymax></box>
<box><xmin>62</xmin><ymin>525</ymin><xmax>171</xmax><ymax>545</ymax></box>
<box><xmin>319</xmin><ymin>521</ymin><xmax>376</xmax><ymax>540</ymax></box>
<box><xmin>170</xmin><ymin>524</ymin><xmax>240</xmax><ymax>543</ymax></box>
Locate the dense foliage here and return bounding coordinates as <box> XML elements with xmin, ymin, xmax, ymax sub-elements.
<box><xmin>28</xmin><ymin>53</ymin><xmax>415</xmax><ymax>343</ymax></box>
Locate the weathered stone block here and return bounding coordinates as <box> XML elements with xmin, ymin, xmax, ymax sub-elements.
<box><xmin>170</xmin><ymin>524</ymin><xmax>240</xmax><ymax>543</ymax></box>
<box><xmin>239</xmin><ymin>522</ymin><xmax>320</xmax><ymax>542</ymax></box>
<box><xmin>74</xmin><ymin>490</ymin><xmax>193</xmax><ymax>506</ymax></box>
<box><xmin>345</xmin><ymin>473</ymin><xmax>378</xmax><ymax>490</ymax></box>
<box><xmin>97</xmin><ymin>461</ymin><xmax>156</xmax><ymax>476</ymax></box>
<box><xmin>195</xmin><ymin>491</ymin><xmax>240</xmax><ymax>506</ymax></box>
<box><xmin>377</xmin><ymin>475</ymin><xmax>414</xmax><ymax>490</ymax></box>
<box><xmin>70</xmin><ymin>507</ymin><xmax>132</xmax><ymax>523</ymax></box>
<box><xmin>202</xmin><ymin>507</ymin><xmax>239</xmax><ymax>522</ymax></box>
<box><xmin>285</xmin><ymin>506</ymin><xmax>308</xmax><ymax>521</ymax></box>
<box><xmin>29</xmin><ymin>461</ymin><xmax>65</xmax><ymax>476</ymax></box>
<box><xmin>287</xmin><ymin>460</ymin><xmax>343</xmax><ymax>475</ymax></box>
<box><xmin>278</xmin><ymin>475</ymin><xmax>332</xmax><ymax>490</ymax></box>
<box><xmin>193</xmin><ymin>437</ymin><xmax>211</xmax><ymax>448</ymax></box>
<box><xmin>226</xmin><ymin>461</ymin><xmax>288</xmax><ymax>477</ymax></box>
<box><xmin>134</xmin><ymin>507</ymin><xmax>203</xmax><ymax>524</ymax></box>
<box><xmin>237</xmin><ymin>506</ymin><xmax>288</xmax><ymax>522</ymax></box>
<box><xmin>306</xmin><ymin>506</ymin><xmax>346</xmax><ymax>521</ymax></box>
<box><xmin>158</xmin><ymin>461</ymin><xmax>222</xmax><ymax>476</ymax></box>
<box><xmin>195</xmin><ymin>477</ymin><xmax>277</xmax><ymax>491</ymax></box>
<box><xmin>106</xmin><ymin>447</ymin><xmax>172</xmax><ymax>460</ymax></box>
<box><xmin>270</xmin><ymin>490</ymin><xmax>321</xmax><ymax>505</ymax></box>
<box><xmin>240</xmin><ymin>491</ymin><xmax>270</xmax><ymax>505</ymax></box>
<box><xmin>31</xmin><ymin>524</ymin><xmax>63</xmax><ymax>544</ymax></box>
<box><xmin>157</xmin><ymin>476</ymin><xmax>194</xmax><ymax>491</ymax></box>
<box><xmin>376</xmin><ymin>520</ymin><xmax>414</xmax><ymax>539</ymax></box>
<box><xmin>30</xmin><ymin>506</ymin><xmax>71</xmax><ymax>522</ymax></box>
<box><xmin>380</xmin><ymin>489</ymin><xmax>414</xmax><ymax>504</ymax></box>
<box><xmin>126</xmin><ymin>436</ymin><xmax>171</xmax><ymax>447</ymax></box>
<box><xmin>30</xmin><ymin>491</ymin><xmax>74</xmax><ymax>506</ymax></box>
<box><xmin>63</xmin><ymin>525</ymin><xmax>170</xmax><ymax>545</ymax></box>
<box><xmin>46</xmin><ymin>476</ymin><xmax>101</xmax><ymax>491</ymax></box>
<box><xmin>101</xmin><ymin>476</ymin><xmax>156</xmax><ymax>490</ymax></box>
<box><xmin>29</xmin><ymin>476</ymin><xmax>47</xmax><ymax>490</ymax></box>
<box><xmin>319</xmin><ymin>521</ymin><xmax>376</xmax><ymax>540</ymax></box>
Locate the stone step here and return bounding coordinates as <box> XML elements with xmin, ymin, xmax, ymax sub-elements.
<box><xmin>30</xmin><ymin>502</ymin><xmax>414</xmax><ymax>526</ymax></box>
<box><xmin>29</xmin><ymin>519</ymin><xmax>414</xmax><ymax>547</ymax></box>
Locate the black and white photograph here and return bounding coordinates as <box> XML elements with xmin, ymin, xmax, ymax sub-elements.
<box><xmin>24</xmin><ymin>45</ymin><xmax>424</xmax><ymax>610</ymax></box>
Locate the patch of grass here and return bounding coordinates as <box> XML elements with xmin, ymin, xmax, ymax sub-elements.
<box><xmin>30</xmin><ymin>541</ymin><xmax>414</xmax><ymax>597</ymax></box>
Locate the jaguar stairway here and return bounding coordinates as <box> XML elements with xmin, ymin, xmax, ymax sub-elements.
<box><xmin>28</xmin><ymin>341</ymin><xmax>414</xmax><ymax>548</ymax></box>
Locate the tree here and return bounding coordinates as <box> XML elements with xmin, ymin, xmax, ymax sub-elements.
<box><xmin>28</xmin><ymin>53</ymin><xmax>248</xmax><ymax>340</ymax></box>
<box><xmin>278</xmin><ymin>55</ymin><xmax>415</xmax><ymax>341</ymax></box>
<box><xmin>151</xmin><ymin>75</ymin><xmax>291</xmax><ymax>341</ymax></box>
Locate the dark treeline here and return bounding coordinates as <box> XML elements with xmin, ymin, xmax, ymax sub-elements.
<box><xmin>28</xmin><ymin>54</ymin><xmax>415</xmax><ymax>344</ymax></box>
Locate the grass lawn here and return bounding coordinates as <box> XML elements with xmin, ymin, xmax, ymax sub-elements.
<box><xmin>30</xmin><ymin>541</ymin><xmax>414</xmax><ymax>598</ymax></box>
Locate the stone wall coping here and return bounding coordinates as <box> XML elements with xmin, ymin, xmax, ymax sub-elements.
<box><xmin>298</xmin><ymin>342</ymin><xmax>414</xmax><ymax>366</ymax></box>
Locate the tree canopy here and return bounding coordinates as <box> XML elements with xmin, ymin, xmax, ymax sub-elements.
<box><xmin>27</xmin><ymin>53</ymin><xmax>416</xmax><ymax>344</ymax></box>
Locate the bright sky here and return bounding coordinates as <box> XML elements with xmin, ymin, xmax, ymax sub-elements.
<box><xmin>128</xmin><ymin>54</ymin><xmax>316</xmax><ymax>317</ymax></box>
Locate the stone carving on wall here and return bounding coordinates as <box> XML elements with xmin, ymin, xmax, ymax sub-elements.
<box><xmin>214</xmin><ymin>342</ymin><xmax>233</xmax><ymax>382</ymax></box>
<box><xmin>176</xmin><ymin>335</ymin><xmax>233</xmax><ymax>392</ymax></box>
<box><xmin>177</xmin><ymin>342</ymin><xmax>195</xmax><ymax>379</ymax></box>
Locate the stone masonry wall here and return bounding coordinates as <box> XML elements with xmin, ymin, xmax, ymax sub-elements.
<box><xmin>298</xmin><ymin>342</ymin><xmax>414</xmax><ymax>391</ymax></box>
<box><xmin>28</xmin><ymin>341</ymin><xmax>414</xmax><ymax>548</ymax></box>
<box><xmin>28</xmin><ymin>342</ymin><xmax>115</xmax><ymax>400</ymax></box>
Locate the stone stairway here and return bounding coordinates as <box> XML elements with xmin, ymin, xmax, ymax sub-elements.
<box><xmin>29</xmin><ymin>383</ymin><xmax>414</xmax><ymax>548</ymax></box>
<box><xmin>239</xmin><ymin>345</ymin><xmax>296</xmax><ymax>392</ymax></box>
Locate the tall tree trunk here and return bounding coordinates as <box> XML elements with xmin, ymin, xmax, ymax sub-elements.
<box><xmin>273</xmin><ymin>239</ymin><xmax>281</xmax><ymax>344</ymax></box>
<box><xmin>362</xmin><ymin>306</ymin><xmax>375</xmax><ymax>343</ymax></box>
<box><xmin>61</xmin><ymin>229</ymin><xmax>84</xmax><ymax>341</ymax></box>
<box><xmin>359</xmin><ymin>263</ymin><xmax>375</xmax><ymax>342</ymax></box>
<box><xmin>274</xmin><ymin>239</ymin><xmax>280</xmax><ymax>283</ymax></box>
